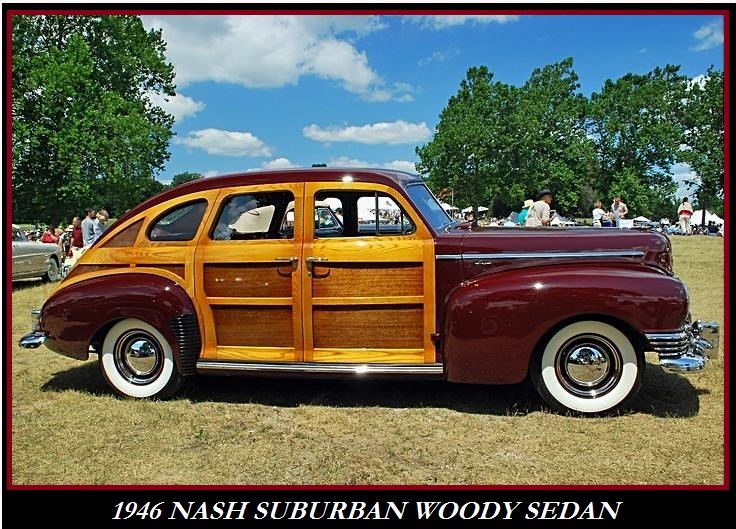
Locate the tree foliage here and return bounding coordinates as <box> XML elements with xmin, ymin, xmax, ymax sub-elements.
<box><xmin>170</xmin><ymin>171</ymin><xmax>203</xmax><ymax>187</ymax></box>
<box><xmin>12</xmin><ymin>15</ymin><xmax>175</xmax><ymax>223</ymax></box>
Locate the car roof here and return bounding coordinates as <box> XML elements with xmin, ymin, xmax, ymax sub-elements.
<box><xmin>114</xmin><ymin>167</ymin><xmax>424</xmax><ymax>228</ymax></box>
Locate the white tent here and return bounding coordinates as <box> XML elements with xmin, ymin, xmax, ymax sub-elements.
<box><xmin>691</xmin><ymin>210</ymin><xmax>724</xmax><ymax>226</ymax></box>
<box><xmin>461</xmin><ymin>206</ymin><xmax>489</xmax><ymax>213</ymax></box>
<box><xmin>440</xmin><ymin>202</ymin><xmax>459</xmax><ymax>211</ymax></box>
<box><xmin>633</xmin><ymin>216</ymin><xmax>651</xmax><ymax>223</ymax></box>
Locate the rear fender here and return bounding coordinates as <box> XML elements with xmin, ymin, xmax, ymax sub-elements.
<box><xmin>442</xmin><ymin>264</ymin><xmax>688</xmax><ymax>384</ymax></box>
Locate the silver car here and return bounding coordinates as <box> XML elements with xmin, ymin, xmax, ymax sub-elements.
<box><xmin>11</xmin><ymin>224</ymin><xmax>64</xmax><ymax>282</ymax></box>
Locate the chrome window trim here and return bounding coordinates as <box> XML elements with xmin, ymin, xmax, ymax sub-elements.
<box><xmin>436</xmin><ymin>251</ymin><xmax>645</xmax><ymax>261</ymax></box>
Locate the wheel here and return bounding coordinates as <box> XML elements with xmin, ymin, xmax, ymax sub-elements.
<box><xmin>531</xmin><ymin>321</ymin><xmax>643</xmax><ymax>414</ymax></box>
<box><xmin>42</xmin><ymin>257</ymin><xmax>59</xmax><ymax>282</ymax></box>
<box><xmin>100</xmin><ymin>319</ymin><xmax>183</xmax><ymax>398</ymax></box>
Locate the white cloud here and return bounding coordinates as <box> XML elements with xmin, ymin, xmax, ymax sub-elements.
<box><xmin>406</xmin><ymin>15</ymin><xmax>520</xmax><ymax>30</ymax></box>
<box><xmin>142</xmin><ymin>15</ymin><xmax>410</xmax><ymax>102</ymax></box>
<box><xmin>203</xmin><ymin>170</ymin><xmax>221</xmax><ymax>177</ymax></box>
<box><xmin>671</xmin><ymin>162</ymin><xmax>699</xmax><ymax>197</ymax></box>
<box><xmin>147</xmin><ymin>92</ymin><xmax>205</xmax><ymax>122</ymax></box>
<box><xmin>418</xmin><ymin>48</ymin><xmax>460</xmax><ymax>67</ymax></box>
<box><xmin>327</xmin><ymin>157</ymin><xmax>417</xmax><ymax>173</ymax></box>
<box><xmin>303</xmin><ymin>120</ymin><xmax>431</xmax><ymax>145</ymax></box>
<box><xmin>262</xmin><ymin>157</ymin><xmax>298</xmax><ymax>169</ymax></box>
<box><xmin>177</xmin><ymin>128</ymin><xmax>273</xmax><ymax>157</ymax></box>
<box><xmin>691</xmin><ymin>20</ymin><xmax>723</xmax><ymax>51</ymax></box>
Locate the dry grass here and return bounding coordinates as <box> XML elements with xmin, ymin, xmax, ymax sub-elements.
<box><xmin>10</xmin><ymin>236</ymin><xmax>724</xmax><ymax>485</ymax></box>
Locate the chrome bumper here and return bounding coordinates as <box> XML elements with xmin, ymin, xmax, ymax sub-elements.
<box><xmin>645</xmin><ymin>320</ymin><xmax>720</xmax><ymax>373</ymax></box>
<box><xmin>19</xmin><ymin>309</ymin><xmax>47</xmax><ymax>349</ymax></box>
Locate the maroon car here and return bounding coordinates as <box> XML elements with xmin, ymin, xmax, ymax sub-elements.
<box><xmin>19</xmin><ymin>168</ymin><xmax>719</xmax><ymax>414</ymax></box>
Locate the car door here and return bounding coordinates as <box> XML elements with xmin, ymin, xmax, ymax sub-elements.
<box><xmin>194</xmin><ymin>184</ymin><xmax>304</xmax><ymax>362</ymax></box>
<box><xmin>11</xmin><ymin>227</ymin><xmax>32</xmax><ymax>276</ymax></box>
<box><xmin>302</xmin><ymin>182</ymin><xmax>436</xmax><ymax>364</ymax></box>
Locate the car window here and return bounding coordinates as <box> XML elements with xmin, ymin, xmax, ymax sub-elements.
<box><xmin>148</xmin><ymin>200</ymin><xmax>208</xmax><ymax>242</ymax></box>
<box><xmin>212</xmin><ymin>191</ymin><xmax>295</xmax><ymax>240</ymax></box>
<box><xmin>314</xmin><ymin>190</ymin><xmax>415</xmax><ymax>238</ymax></box>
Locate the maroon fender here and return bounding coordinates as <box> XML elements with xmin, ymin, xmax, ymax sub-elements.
<box><xmin>442</xmin><ymin>263</ymin><xmax>689</xmax><ymax>384</ymax></box>
<box><xmin>39</xmin><ymin>273</ymin><xmax>201</xmax><ymax>374</ymax></box>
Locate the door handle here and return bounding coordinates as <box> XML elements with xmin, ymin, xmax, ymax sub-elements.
<box><xmin>305</xmin><ymin>256</ymin><xmax>329</xmax><ymax>277</ymax></box>
<box><xmin>274</xmin><ymin>256</ymin><xmax>298</xmax><ymax>274</ymax></box>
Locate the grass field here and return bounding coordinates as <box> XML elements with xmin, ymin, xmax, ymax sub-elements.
<box><xmin>9</xmin><ymin>236</ymin><xmax>725</xmax><ymax>485</ymax></box>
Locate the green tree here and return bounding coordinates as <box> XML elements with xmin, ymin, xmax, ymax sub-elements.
<box><xmin>170</xmin><ymin>171</ymin><xmax>203</xmax><ymax>187</ymax></box>
<box><xmin>680</xmin><ymin>67</ymin><xmax>724</xmax><ymax>224</ymax></box>
<box><xmin>12</xmin><ymin>15</ymin><xmax>175</xmax><ymax>223</ymax></box>
<box><xmin>587</xmin><ymin>65</ymin><xmax>688</xmax><ymax>216</ymax></box>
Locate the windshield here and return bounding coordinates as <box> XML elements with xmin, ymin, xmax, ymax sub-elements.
<box><xmin>405</xmin><ymin>183</ymin><xmax>454</xmax><ymax>230</ymax></box>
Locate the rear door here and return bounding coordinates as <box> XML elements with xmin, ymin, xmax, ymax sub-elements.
<box><xmin>194</xmin><ymin>184</ymin><xmax>304</xmax><ymax>362</ymax></box>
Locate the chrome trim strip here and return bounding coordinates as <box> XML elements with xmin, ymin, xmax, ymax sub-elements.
<box><xmin>196</xmin><ymin>361</ymin><xmax>444</xmax><ymax>376</ymax></box>
<box><xmin>436</xmin><ymin>251</ymin><xmax>645</xmax><ymax>261</ymax></box>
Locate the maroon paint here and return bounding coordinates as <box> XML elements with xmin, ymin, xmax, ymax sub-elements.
<box><xmin>39</xmin><ymin>274</ymin><xmax>198</xmax><ymax>370</ymax></box>
<box><xmin>442</xmin><ymin>263</ymin><xmax>689</xmax><ymax>385</ymax></box>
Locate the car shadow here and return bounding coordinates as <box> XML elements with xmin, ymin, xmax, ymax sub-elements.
<box><xmin>11</xmin><ymin>279</ymin><xmax>45</xmax><ymax>291</ymax></box>
<box><xmin>41</xmin><ymin>361</ymin><xmax>702</xmax><ymax>418</ymax></box>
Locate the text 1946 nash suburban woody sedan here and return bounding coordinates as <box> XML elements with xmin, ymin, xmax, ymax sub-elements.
<box><xmin>20</xmin><ymin>169</ymin><xmax>719</xmax><ymax>414</ymax></box>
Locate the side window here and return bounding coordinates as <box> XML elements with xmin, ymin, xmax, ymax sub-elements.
<box><xmin>148</xmin><ymin>199</ymin><xmax>207</xmax><ymax>242</ymax></box>
<box><xmin>314</xmin><ymin>191</ymin><xmax>415</xmax><ymax>238</ymax></box>
<box><xmin>211</xmin><ymin>191</ymin><xmax>295</xmax><ymax>241</ymax></box>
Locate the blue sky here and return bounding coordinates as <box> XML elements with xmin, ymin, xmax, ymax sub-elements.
<box><xmin>142</xmin><ymin>14</ymin><xmax>725</xmax><ymax>195</ymax></box>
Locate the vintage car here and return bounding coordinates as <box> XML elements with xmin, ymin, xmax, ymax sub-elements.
<box><xmin>19</xmin><ymin>169</ymin><xmax>719</xmax><ymax>414</ymax></box>
<box><xmin>11</xmin><ymin>224</ymin><xmax>64</xmax><ymax>282</ymax></box>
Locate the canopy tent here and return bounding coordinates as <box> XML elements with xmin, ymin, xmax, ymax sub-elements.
<box><xmin>633</xmin><ymin>216</ymin><xmax>651</xmax><ymax>223</ymax></box>
<box><xmin>460</xmin><ymin>206</ymin><xmax>489</xmax><ymax>213</ymax></box>
<box><xmin>440</xmin><ymin>202</ymin><xmax>459</xmax><ymax>211</ymax></box>
<box><xmin>357</xmin><ymin>195</ymin><xmax>399</xmax><ymax>222</ymax></box>
<box><xmin>691</xmin><ymin>210</ymin><xmax>724</xmax><ymax>226</ymax></box>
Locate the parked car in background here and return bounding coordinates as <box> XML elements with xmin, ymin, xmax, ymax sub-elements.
<box><xmin>11</xmin><ymin>224</ymin><xmax>64</xmax><ymax>282</ymax></box>
<box><xmin>19</xmin><ymin>169</ymin><xmax>719</xmax><ymax>414</ymax></box>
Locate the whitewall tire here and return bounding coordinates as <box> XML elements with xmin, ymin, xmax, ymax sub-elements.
<box><xmin>100</xmin><ymin>319</ymin><xmax>183</xmax><ymax>399</ymax></box>
<box><xmin>531</xmin><ymin>321</ymin><xmax>642</xmax><ymax>414</ymax></box>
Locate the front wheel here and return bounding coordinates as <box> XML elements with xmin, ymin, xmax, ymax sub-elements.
<box><xmin>100</xmin><ymin>319</ymin><xmax>183</xmax><ymax>399</ymax></box>
<box><xmin>531</xmin><ymin>321</ymin><xmax>643</xmax><ymax>414</ymax></box>
<box><xmin>42</xmin><ymin>257</ymin><xmax>59</xmax><ymax>282</ymax></box>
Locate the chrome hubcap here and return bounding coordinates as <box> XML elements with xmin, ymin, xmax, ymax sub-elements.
<box><xmin>555</xmin><ymin>334</ymin><xmax>622</xmax><ymax>399</ymax></box>
<box><xmin>113</xmin><ymin>330</ymin><xmax>164</xmax><ymax>385</ymax></box>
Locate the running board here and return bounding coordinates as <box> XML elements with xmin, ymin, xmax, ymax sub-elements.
<box><xmin>196</xmin><ymin>361</ymin><xmax>444</xmax><ymax>378</ymax></box>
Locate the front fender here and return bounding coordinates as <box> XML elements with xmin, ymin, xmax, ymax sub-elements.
<box><xmin>443</xmin><ymin>264</ymin><xmax>688</xmax><ymax>384</ymax></box>
<box><xmin>39</xmin><ymin>273</ymin><xmax>201</xmax><ymax>374</ymax></box>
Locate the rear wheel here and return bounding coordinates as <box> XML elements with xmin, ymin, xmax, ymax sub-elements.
<box><xmin>42</xmin><ymin>257</ymin><xmax>59</xmax><ymax>282</ymax></box>
<box><xmin>531</xmin><ymin>321</ymin><xmax>643</xmax><ymax>414</ymax></box>
<box><xmin>100</xmin><ymin>319</ymin><xmax>183</xmax><ymax>399</ymax></box>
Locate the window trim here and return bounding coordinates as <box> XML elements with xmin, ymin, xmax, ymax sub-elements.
<box><xmin>146</xmin><ymin>198</ymin><xmax>209</xmax><ymax>242</ymax></box>
<box><xmin>208</xmin><ymin>190</ymin><xmax>296</xmax><ymax>241</ymax></box>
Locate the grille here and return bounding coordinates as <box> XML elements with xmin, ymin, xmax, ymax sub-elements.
<box><xmin>644</xmin><ymin>330</ymin><xmax>689</xmax><ymax>357</ymax></box>
<box><xmin>169</xmin><ymin>313</ymin><xmax>202</xmax><ymax>375</ymax></box>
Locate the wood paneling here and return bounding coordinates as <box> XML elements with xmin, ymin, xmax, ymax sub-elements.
<box><xmin>101</xmin><ymin>219</ymin><xmax>143</xmax><ymax>247</ymax></box>
<box><xmin>312</xmin><ymin>348</ymin><xmax>424</xmax><ymax>363</ymax></box>
<box><xmin>212</xmin><ymin>306</ymin><xmax>293</xmax><ymax>347</ymax></box>
<box><xmin>65</xmin><ymin>264</ymin><xmax>129</xmax><ymax>281</ymax></box>
<box><xmin>313</xmin><ymin>305</ymin><xmax>423</xmax><ymax>349</ymax></box>
<box><xmin>311</xmin><ymin>262</ymin><xmax>422</xmax><ymax>297</ymax></box>
<box><xmin>204</xmin><ymin>263</ymin><xmax>292</xmax><ymax>297</ymax></box>
<box><xmin>136</xmin><ymin>264</ymin><xmax>185</xmax><ymax>279</ymax></box>
<box><xmin>215</xmin><ymin>346</ymin><xmax>299</xmax><ymax>362</ymax></box>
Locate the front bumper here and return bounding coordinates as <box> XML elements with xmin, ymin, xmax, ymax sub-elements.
<box><xmin>645</xmin><ymin>320</ymin><xmax>720</xmax><ymax>373</ymax></box>
<box><xmin>19</xmin><ymin>309</ymin><xmax>47</xmax><ymax>349</ymax></box>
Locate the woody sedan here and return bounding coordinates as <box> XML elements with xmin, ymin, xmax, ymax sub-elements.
<box><xmin>20</xmin><ymin>168</ymin><xmax>718</xmax><ymax>414</ymax></box>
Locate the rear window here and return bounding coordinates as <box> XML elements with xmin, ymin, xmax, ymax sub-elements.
<box><xmin>148</xmin><ymin>200</ymin><xmax>208</xmax><ymax>242</ymax></box>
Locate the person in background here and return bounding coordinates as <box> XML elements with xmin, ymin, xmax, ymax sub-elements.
<box><xmin>525</xmin><ymin>189</ymin><xmax>555</xmax><ymax>227</ymax></box>
<box><xmin>677</xmin><ymin>196</ymin><xmax>694</xmax><ymax>235</ymax></box>
<box><xmin>40</xmin><ymin>226</ymin><xmax>59</xmax><ymax>244</ymax></box>
<box><xmin>54</xmin><ymin>224</ymin><xmax>64</xmax><ymax>240</ymax></box>
<box><xmin>93</xmin><ymin>209</ymin><xmax>109</xmax><ymax>243</ymax></box>
<box><xmin>610</xmin><ymin>196</ymin><xmax>629</xmax><ymax>226</ymax></box>
<box><xmin>518</xmin><ymin>199</ymin><xmax>534</xmax><ymax>226</ymax></box>
<box><xmin>335</xmin><ymin>207</ymin><xmax>344</xmax><ymax>224</ymax></box>
<box><xmin>81</xmin><ymin>208</ymin><xmax>97</xmax><ymax>247</ymax></box>
<box><xmin>70</xmin><ymin>217</ymin><xmax>83</xmax><ymax>250</ymax></box>
<box><xmin>592</xmin><ymin>201</ymin><xmax>606</xmax><ymax>228</ymax></box>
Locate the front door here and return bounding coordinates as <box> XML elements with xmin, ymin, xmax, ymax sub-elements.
<box><xmin>195</xmin><ymin>184</ymin><xmax>304</xmax><ymax>362</ymax></box>
<box><xmin>302</xmin><ymin>182</ymin><xmax>436</xmax><ymax>364</ymax></box>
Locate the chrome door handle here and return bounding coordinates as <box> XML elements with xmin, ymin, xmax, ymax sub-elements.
<box><xmin>274</xmin><ymin>256</ymin><xmax>298</xmax><ymax>274</ymax></box>
<box><xmin>274</xmin><ymin>256</ymin><xmax>299</xmax><ymax>264</ymax></box>
<box><xmin>305</xmin><ymin>256</ymin><xmax>329</xmax><ymax>277</ymax></box>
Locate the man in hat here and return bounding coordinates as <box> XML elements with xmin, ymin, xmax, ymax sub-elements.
<box><xmin>525</xmin><ymin>189</ymin><xmax>555</xmax><ymax>227</ymax></box>
<box><xmin>518</xmin><ymin>199</ymin><xmax>534</xmax><ymax>226</ymax></box>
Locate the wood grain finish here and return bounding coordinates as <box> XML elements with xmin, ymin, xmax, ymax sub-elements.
<box><xmin>101</xmin><ymin>219</ymin><xmax>143</xmax><ymax>247</ymax></box>
<box><xmin>313</xmin><ymin>305</ymin><xmax>423</xmax><ymax>349</ymax></box>
<box><xmin>64</xmin><ymin>264</ymin><xmax>130</xmax><ymax>281</ymax></box>
<box><xmin>312</xmin><ymin>348</ymin><xmax>424</xmax><ymax>363</ymax></box>
<box><xmin>212</xmin><ymin>306</ymin><xmax>293</xmax><ymax>347</ymax></box>
<box><xmin>136</xmin><ymin>264</ymin><xmax>185</xmax><ymax>279</ymax></box>
<box><xmin>204</xmin><ymin>263</ymin><xmax>292</xmax><ymax>297</ymax></box>
<box><xmin>216</xmin><ymin>346</ymin><xmax>298</xmax><ymax>362</ymax></box>
<box><xmin>311</xmin><ymin>262</ymin><xmax>422</xmax><ymax>297</ymax></box>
